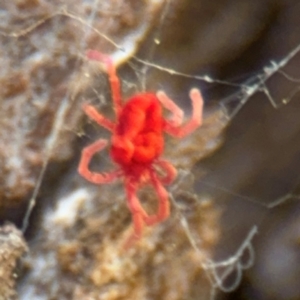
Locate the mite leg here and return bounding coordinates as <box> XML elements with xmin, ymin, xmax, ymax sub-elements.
<box><xmin>143</xmin><ymin>171</ymin><xmax>170</xmax><ymax>226</ymax></box>
<box><xmin>78</xmin><ymin>139</ymin><xmax>120</xmax><ymax>184</ymax></box>
<box><xmin>157</xmin><ymin>88</ymin><xmax>203</xmax><ymax>138</ymax></box>
<box><xmin>123</xmin><ymin>181</ymin><xmax>153</xmax><ymax>247</ymax></box>
<box><xmin>125</xmin><ymin>181</ymin><xmax>149</xmax><ymax>239</ymax></box>
<box><xmin>82</xmin><ymin>104</ymin><xmax>114</xmax><ymax>132</ymax></box>
<box><xmin>156</xmin><ymin>90</ymin><xmax>184</xmax><ymax>127</ymax></box>
<box><xmin>155</xmin><ymin>159</ymin><xmax>177</xmax><ymax>185</ymax></box>
<box><xmin>86</xmin><ymin>50</ymin><xmax>122</xmax><ymax>115</ymax></box>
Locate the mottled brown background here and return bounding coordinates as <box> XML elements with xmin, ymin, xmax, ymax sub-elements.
<box><xmin>0</xmin><ymin>0</ymin><xmax>300</xmax><ymax>299</ymax></box>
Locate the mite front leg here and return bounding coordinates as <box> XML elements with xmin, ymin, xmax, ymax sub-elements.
<box><xmin>156</xmin><ymin>90</ymin><xmax>184</xmax><ymax>127</ymax></box>
<box><xmin>86</xmin><ymin>50</ymin><xmax>122</xmax><ymax>116</ymax></box>
<box><xmin>157</xmin><ymin>88</ymin><xmax>203</xmax><ymax>138</ymax></box>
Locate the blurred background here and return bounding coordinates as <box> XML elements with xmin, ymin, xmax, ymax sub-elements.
<box><xmin>1</xmin><ymin>0</ymin><xmax>300</xmax><ymax>299</ymax></box>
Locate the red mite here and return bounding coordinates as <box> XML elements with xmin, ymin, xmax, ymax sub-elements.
<box><xmin>78</xmin><ymin>50</ymin><xmax>204</xmax><ymax>245</ymax></box>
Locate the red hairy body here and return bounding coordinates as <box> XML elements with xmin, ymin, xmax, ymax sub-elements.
<box><xmin>111</xmin><ymin>93</ymin><xmax>164</xmax><ymax>176</ymax></box>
